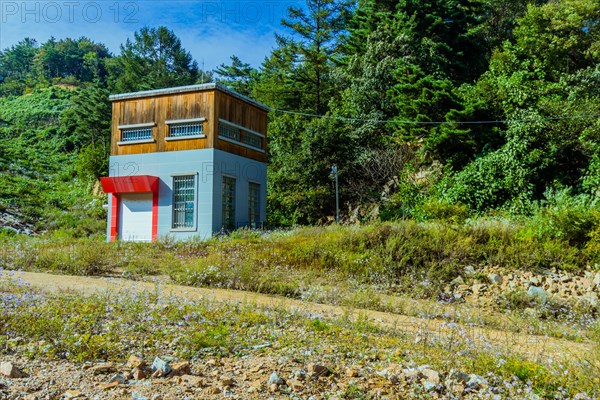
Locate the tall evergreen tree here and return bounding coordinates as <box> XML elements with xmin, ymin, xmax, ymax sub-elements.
<box><xmin>269</xmin><ymin>0</ymin><xmax>354</xmax><ymax>113</ymax></box>
<box><xmin>106</xmin><ymin>26</ymin><xmax>199</xmax><ymax>92</ymax></box>
<box><xmin>214</xmin><ymin>56</ymin><xmax>257</xmax><ymax>97</ymax></box>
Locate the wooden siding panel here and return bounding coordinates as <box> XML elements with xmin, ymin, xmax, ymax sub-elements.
<box><xmin>110</xmin><ymin>88</ymin><xmax>267</xmax><ymax>162</ymax></box>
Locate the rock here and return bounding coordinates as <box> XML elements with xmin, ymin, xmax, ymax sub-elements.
<box><xmin>423</xmin><ymin>381</ymin><xmax>437</xmax><ymax>391</ymax></box>
<box><xmin>488</xmin><ymin>274</ymin><xmax>503</xmax><ymax>285</ymax></box>
<box><xmin>527</xmin><ymin>286</ymin><xmax>547</xmax><ymax>301</ymax></box>
<box><xmin>132</xmin><ymin>367</ymin><xmax>147</xmax><ymax>380</ymax></box>
<box><xmin>100</xmin><ymin>381</ymin><xmax>120</xmax><ymax>390</ymax></box>
<box><xmin>581</xmin><ymin>292</ymin><xmax>598</xmax><ymax>307</ymax></box>
<box><xmin>220</xmin><ymin>375</ymin><xmax>235</xmax><ymax>387</ymax></box>
<box><xmin>450</xmin><ymin>384</ymin><xmax>465</xmax><ymax>394</ymax></box>
<box><xmin>209</xmin><ymin>387</ymin><xmax>222</xmax><ymax>394</ymax></box>
<box><xmin>294</xmin><ymin>369</ymin><xmax>307</xmax><ymax>380</ymax></box>
<box><xmin>108</xmin><ymin>373</ymin><xmax>126</xmax><ymax>384</ymax></box>
<box><xmin>206</xmin><ymin>359</ymin><xmax>220</xmax><ymax>367</ymax></box>
<box><xmin>307</xmin><ymin>363</ymin><xmax>330</xmax><ymax>377</ymax></box>
<box><xmin>268</xmin><ymin>371</ymin><xmax>285</xmax><ymax>385</ymax></box>
<box><xmin>127</xmin><ymin>354</ymin><xmax>145</xmax><ymax>369</ymax></box>
<box><xmin>289</xmin><ymin>379</ymin><xmax>305</xmax><ymax>392</ymax></box>
<box><xmin>169</xmin><ymin>361</ymin><xmax>191</xmax><ymax>377</ymax></box>
<box><xmin>0</xmin><ymin>362</ymin><xmax>24</xmax><ymax>378</ymax></box>
<box><xmin>420</xmin><ymin>368</ymin><xmax>440</xmax><ymax>385</ymax></box>
<box><xmin>151</xmin><ymin>357</ymin><xmax>172</xmax><ymax>377</ymax></box>
<box><xmin>88</xmin><ymin>363</ymin><xmax>115</xmax><ymax>375</ymax></box>
<box><xmin>179</xmin><ymin>374</ymin><xmax>203</xmax><ymax>387</ymax></box>
<box><xmin>594</xmin><ymin>273</ymin><xmax>600</xmax><ymax>288</ymax></box>
<box><xmin>559</xmin><ymin>275</ymin><xmax>573</xmax><ymax>283</ymax></box>
<box><xmin>466</xmin><ymin>374</ymin><xmax>488</xmax><ymax>389</ymax></box>
<box><xmin>448</xmin><ymin>369</ymin><xmax>469</xmax><ymax>383</ymax></box>
<box><xmin>529</xmin><ymin>276</ymin><xmax>541</xmax><ymax>286</ymax></box>
<box><xmin>450</xmin><ymin>276</ymin><xmax>465</xmax><ymax>286</ymax></box>
<box><xmin>64</xmin><ymin>390</ymin><xmax>83</xmax><ymax>398</ymax></box>
<box><xmin>345</xmin><ymin>366</ymin><xmax>360</xmax><ymax>377</ymax></box>
<box><xmin>464</xmin><ymin>266</ymin><xmax>476</xmax><ymax>276</ymax></box>
<box><xmin>269</xmin><ymin>383</ymin><xmax>279</xmax><ymax>392</ymax></box>
<box><xmin>131</xmin><ymin>392</ymin><xmax>150</xmax><ymax>400</ymax></box>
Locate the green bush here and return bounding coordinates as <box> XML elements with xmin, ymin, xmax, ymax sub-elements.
<box><xmin>520</xmin><ymin>189</ymin><xmax>600</xmax><ymax>247</ymax></box>
<box><xmin>421</xmin><ymin>199</ymin><xmax>471</xmax><ymax>224</ymax></box>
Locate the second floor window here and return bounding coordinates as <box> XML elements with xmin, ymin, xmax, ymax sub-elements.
<box><xmin>219</xmin><ymin>124</ymin><xmax>241</xmax><ymax>141</ymax></box>
<box><xmin>169</xmin><ymin>122</ymin><xmax>203</xmax><ymax>137</ymax></box>
<box><xmin>121</xmin><ymin>127</ymin><xmax>152</xmax><ymax>142</ymax></box>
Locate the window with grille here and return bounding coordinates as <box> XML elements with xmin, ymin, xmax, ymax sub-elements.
<box><xmin>169</xmin><ymin>122</ymin><xmax>203</xmax><ymax>137</ymax></box>
<box><xmin>242</xmin><ymin>132</ymin><xmax>263</xmax><ymax>149</ymax></box>
<box><xmin>218</xmin><ymin>121</ymin><xmax>264</xmax><ymax>150</ymax></box>
<box><xmin>248</xmin><ymin>182</ymin><xmax>260</xmax><ymax>228</ymax></box>
<box><xmin>222</xmin><ymin>176</ymin><xmax>236</xmax><ymax>230</ymax></box>
<box><xmin>219</xmin><ymin>124</ymin><xmax>240</xmax><ymax>141</ymax></box>
<box><xmin>121</xmin><ymin>127</ymin><xmax>153</xmax><ymax>142</ymax></box>
<box><xmin>172</xmin><ymin>175</ymin><xmax>195</xmax><ymax>229</ymax></box>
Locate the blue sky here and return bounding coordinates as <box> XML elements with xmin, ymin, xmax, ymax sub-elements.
<box><xmin>0</xmin><ymin>0</ymin><xmax>302</xmax><ymax>69</ymax></box>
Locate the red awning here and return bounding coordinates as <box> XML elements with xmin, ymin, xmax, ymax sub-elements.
<box><xmin>100</xmin><ymin>175</ymin><xmax>159</xmax><ymax>193</ymax></box>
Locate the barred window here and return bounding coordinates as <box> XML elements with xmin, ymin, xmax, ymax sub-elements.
<box><xmin>121</xmin><ymin>127</ymin><xmax>152</xmax><ymax>142</ymax></box>
<box><xmin>169</xmin><ymin>122</ymin><xmax>203</xmax><ymax>137</ymax></box>
<box><xmin>222</xmin><ymin>176</ymin><xmax>236</xmax><ymax>230</ymax></box>
<box><xmin>172</xmin><ymin>175</ymin><xmax>195</xmax><ymax>229</ymax></box>
<box><xmin>248</xmin><ymin>182</ymin><xmax>260</xmax><ymax>228</ymax></box>
<box><xmin>219</xmin><ymin>124</ymin><xmax>240</xmax><ymax>141</ymax></box>
<box><xmin>242</xmin><ymin>131</ymin><xmax>263</xmax><ymax>149</ymax></box>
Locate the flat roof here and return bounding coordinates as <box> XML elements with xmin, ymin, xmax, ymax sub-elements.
<box><xmin>108</xmin><ymin>83</ymin><xmax>270</xmax><ymax>112</ymax></box>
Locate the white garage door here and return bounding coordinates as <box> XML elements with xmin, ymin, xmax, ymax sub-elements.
<box><xmin>119</xmin><ymin>193</ymin><xmax>152</xmax><ymax>242</ymax></box>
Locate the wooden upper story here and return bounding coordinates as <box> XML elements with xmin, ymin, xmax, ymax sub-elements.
<box><xmin>109</xmin><ymin>83</ymin><xmax>269</xmax><ymax>163</ymax></box>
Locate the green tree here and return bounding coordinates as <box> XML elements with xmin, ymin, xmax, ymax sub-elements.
<box><xmin>214</xmin><ymin>56</ymin><xmax>258</xmax><ymax>96</ymax></box>
<box><xmin>275</xmin><ymin>0</ymin><xmax>354</xmax><ymax>113</ymax></box>
<box><xmin>446</xmin><ymin>0</ymin><xmax>600</xmax><ymax>210</ymax></box>
<box><xmin>0</xmin><ymin>38</ymin><xmax>39</xmax><ymax>95</ymax></box>
<box><xmin>33</xmin><ymin>37</ymin><xmax>110</xmax><ymax>84</ymax></box>
<box><xmin>60</xmin><ymin>85</ymin><xmax>111</xmax><ymax>179</ymax></box>
<box><xmin>107</xmin><ymin>26</ymin><xmax>199</xmax><ymax>92</ymax></box>
<box><xmin>0</xmin><ymin>38</ymin><xmax>38</xmax><ymax>80</ymax></box>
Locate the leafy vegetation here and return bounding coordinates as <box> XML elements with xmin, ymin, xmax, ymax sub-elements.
<box><xmin>0</xmin><ymin>0</ymin><xmax>599</xmax><ymax>231</ymax></box>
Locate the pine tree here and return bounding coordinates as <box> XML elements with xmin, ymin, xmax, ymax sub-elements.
<box><xmin>106</xmin><ymin>26</ymin><xmax>199</xmax><ymax>92</ymax></box>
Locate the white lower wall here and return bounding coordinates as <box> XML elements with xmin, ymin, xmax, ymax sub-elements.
<box><xmin>106</xmin><ymin>149</ymin><xmax>267</xmax><ymax>241</ymax></box>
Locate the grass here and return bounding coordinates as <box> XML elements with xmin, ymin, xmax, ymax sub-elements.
<box><xmin>0</xmin><ymin>270</ymin><xmax>598</xmax><ymax>397</ymax></box>
<box><xmin>0</xmin><ymin>220</ymin><xmax>598</xmax><ymax>343</ymax></box>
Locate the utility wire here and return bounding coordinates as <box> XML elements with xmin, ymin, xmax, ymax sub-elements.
<box><xmin>271</xmin><ymin>108</ymin><xmax>600</xmax><ymax>125</ymax></box>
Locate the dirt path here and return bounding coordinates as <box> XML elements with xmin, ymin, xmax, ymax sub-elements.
<box><xmin>9</xmin><ymin>271</ymin><xmax>594</xmax><ymax>362</ymax></box>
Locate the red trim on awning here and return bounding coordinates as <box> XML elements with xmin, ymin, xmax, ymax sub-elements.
<box><xmin>100</xmin><ymin>175</ymin><xmax>159</xmax><ymax>193</ymax></box>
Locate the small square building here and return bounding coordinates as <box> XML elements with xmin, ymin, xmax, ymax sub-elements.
<box><xmin>100</xmin><ymin>83</ymin><xmax>268</xmax><ymax>242</ymax></box>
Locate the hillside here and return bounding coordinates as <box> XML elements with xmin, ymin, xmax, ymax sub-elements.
<box><xmin>0</xmin><ymin>88</ymin><xmax>105</xmax><ymax>235</ymax></box>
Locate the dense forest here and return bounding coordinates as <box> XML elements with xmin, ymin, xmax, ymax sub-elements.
<box><xmin>0</xmin><ymin>0</ymin><xmax>599</xmax><ymax>238</ymax></box>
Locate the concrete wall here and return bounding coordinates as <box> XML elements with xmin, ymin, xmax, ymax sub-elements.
<box><xmin>211</xmin><ymin>149</ymin><xmax>268</xmax><ymax>232</ymax></box>
<box><xmin>107</xmin><ymin>149</ymin><xmax>267</xmax><ymax>241</ymax></box>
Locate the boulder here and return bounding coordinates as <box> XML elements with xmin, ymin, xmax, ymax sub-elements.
<box><xmin>488</xmin><ymin>274</ymin><xmax>503</xmax><ymax>285</ymax></box>
<box><xmin>267</xmin><ymin>371</ymin><xmax>285</xmax><ymax>385</ymax></box>
<box><xmin>527</xmin><ymin>286</ymin><xmax>547</xmax><ymax>301</ymax></box>
<box><xmin>169</xmin><ymin>361</ymin><xmax>191</xmax><ymax>377</ymax></box>
<box><xmin>151</xmin><ymin>357</ymin><xmax>172</xmax><ymax>377</ymax></box>
<box><xmin>307</xmin><ymin>363</ymin><xmax>330</xmax><ymax>377</ymax></box>
<box><xmin>127</xmin><ymin>355</ymin><xmax>145</xmax><ymax>369</ymax></box>
<box><xmin>0</xmin><ymin>362</ymin><xmax>23</xmax><ymax>378</ymax></box>
<box><xmin>420</xmin><ymin>368</ymin><xmax>440</xmax><ymax>385</ymax></box>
